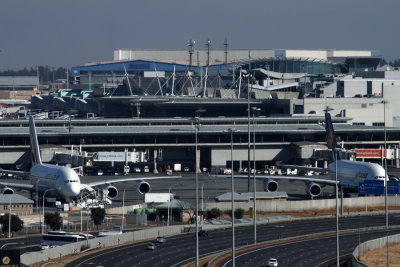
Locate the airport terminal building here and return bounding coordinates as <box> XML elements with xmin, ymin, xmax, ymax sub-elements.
<box><xmin>2</xmin><ymin>48</ymin><xmax>400</xmax><ymax>174</ymax></box>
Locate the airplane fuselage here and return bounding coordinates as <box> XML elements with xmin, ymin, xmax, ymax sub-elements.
<box><xmin>328</xmin><ymin>160</ymin><xmax>386</xmax><ymax>186</ymax></box>
<box><xmin>30</xmin><ymin>164</ymin><xmax>81</xmax><ymax>199</ymax></box>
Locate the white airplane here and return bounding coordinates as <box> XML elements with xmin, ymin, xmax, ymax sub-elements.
<box><xmin>230</xmin><ymin>112</ymin><xmax>387</xmax><ymax>198</ymax></box>
<box><xmin>0</xmin><ymin>116</ymin><xmax>181</xmax><ymax>202</ymax></box>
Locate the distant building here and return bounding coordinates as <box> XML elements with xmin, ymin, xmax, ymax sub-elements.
<box><xmin>0</xmin><ymin>194</ymin><xmax>34</xmax><ymax>216</ymax></box>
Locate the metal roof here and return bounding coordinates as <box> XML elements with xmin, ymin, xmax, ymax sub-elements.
<box><xmin>155</xmin><ymin>199</ymin><xmax>193</xmax><ymax>210</ymax></box>
<box><xmin>0</xmin><ymin>194</ymin><xmax>34</xmax><ymax>204</ymax></box>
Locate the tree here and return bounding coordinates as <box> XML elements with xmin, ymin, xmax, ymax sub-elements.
<box><xmin>234</xmin><ymin>208</ymin><xmax>245</xmax><ymax>219</ymax></box>
<box><xmin>44</xmin><ymin>212</ymin><xmax>63</xmax><ymax>230</ymax></box>
<box><xmin>204</xmin><ymin>208</ymin><xmax>222</xmax><ymax>220</ymax></box>
<box><xmin>0</xmin><ymin>214</ymin><xmax>24</xmax><ymax>236</ymax></box>
<box><xmin>91</xmin><ymin>207</ymin><xmax>106</xmax><ymax>229</ymax></box>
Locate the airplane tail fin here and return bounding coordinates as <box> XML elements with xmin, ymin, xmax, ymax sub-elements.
<box><xmin>29</xmin><ymin>116</ymin><xmax>42</xmax><ymax>165</ymax></box>
<box><xmin>325</xmin><ymin>112</ymin><xmax>341</xmax><ymax>161</ymax></box>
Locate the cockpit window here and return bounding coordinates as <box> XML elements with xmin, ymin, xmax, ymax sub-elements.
<box><xmin>65</xmin><ymin>180</ymin><xmax>79</xmax><ymax>183</ymax></box>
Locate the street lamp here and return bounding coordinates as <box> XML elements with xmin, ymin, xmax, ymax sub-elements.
<box><xmin>225</xmin><ymin>128</ymin><xmax>239</xmax><ymax>267</ymax></box>
<box><xmin>8</xmin><ymin>196</ymin><xmax>11</xmax><ymax>239</ymax></box>
<box><xmin>335</xmin><ymin>148</ymin><xmax>339</xmax><ymax>267</ymax></box>
<box><xmin>382</xmin><ymin>100</ymin><xmax>388</xmax><ymax>229</ymax></box>
<box><xmin>122</xmin><ymin>189</ymin><xmax>126</xmax><ymax>229</ymax></box>
<box><xmin>167</xmin><ymin>186</ymin><xmax>172</xmax><ymax>226</ymax></box>
<box><xmin>193</xmin><ymin>108</ymin><xmax>205</xmax><ymax>267</ymax></box>
<box><xmin>42</xmin><ymin>189</ymin><xmax>55</xmax><ymax>235</ymax></box>
<box><xmin>251</xmin><ymin>107</ymin><xmax>260</xmax><ymax>244</ymax></box>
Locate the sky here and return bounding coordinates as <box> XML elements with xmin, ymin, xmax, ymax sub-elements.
<box><xmin>0</xmin><ymin>0</ymin><xmax>399</xmax><ymax>71</ymax></box>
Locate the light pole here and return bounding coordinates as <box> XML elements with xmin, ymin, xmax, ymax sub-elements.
<box><xmin>382</xmin><ymin>100</ymin><xmax>388</xmax><ymax>229</ymax></box>
<box><xmin>122</xmin><ymin>189</ymin><xmax>126</xmax><ymax>229</ymax></box>
<box><xmin>252</xmin><ymin>107</ymin><xmax>260</xmax><ymax>244</ymax></box>
<box><xmin>226</xmin><ymin>128</ymin><xmax>239</xmax><ymax>267</ymax></box>
<box><xmin>42</xmin><ymin>189</ymin><xmax>55</xmax><ymax>235</ymax></box>
<box><xmin>167</xmin><ymin>186</ymin><xmax>172</xmax><ymax>226</ymax></box>
<box><xmin>193</xmin><ymin>108</ymin><xmax>205</xmax><ymax>267</ymax></box>
<box><xmin>335</xmin><ymin>148</ymin><xmax>339</xmax><ymax>267</ymax></box>
<box><xmin>8</xmin><ymin>196</ymin><xmax>11</xmax><ymax>239</ymax></box>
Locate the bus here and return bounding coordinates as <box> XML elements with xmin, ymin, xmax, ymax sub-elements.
<box><xmin>41</xmin><ymin>232</ymin><xmax>90</xmax><ymax>247</ymax></box>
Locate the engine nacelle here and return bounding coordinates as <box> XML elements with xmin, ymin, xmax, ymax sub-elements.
<box><xmin>0</xmin><ymin>187</ymin><xmax>14</xmax><ymax>194</ymax></box>
<box><xmin>306</xmin><ymin>182</ymin><xmax>322</xmax><ymax>197</ymax></box>
<box><xmin>137</xmin><ymin>181</ymin><xmax>150</xmax><ymax>194</ymax></box>
<box><xmin>105</xmin><ymin>185</ymin><xmax>118</xmax><ymax>199</ymax></box>
<box><xmin>263</xmin><ymin>179</ymin><xmax>278</xmax><ymax>192</ymax></box>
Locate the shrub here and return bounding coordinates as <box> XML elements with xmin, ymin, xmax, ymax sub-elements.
<box><xmin>205</xmin><ymin>208</ymin><xmax>222</xmax><ymax>220</ymax></box>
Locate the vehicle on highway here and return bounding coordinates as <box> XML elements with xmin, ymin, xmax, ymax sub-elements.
<box><xmin>198</xmin><ymin>230</ymin><xmax>209</xmax><ymax>237</ymax></box>
<box><xmin>41</xmin><ymin>233</ymin><xmax>86</xmax><ymax>247</ymax></box>
<box><xmin>155</xmin><ymin>236</ymin><xmax>167</xmax><ymax>243</ymax></box>
<box><xmin>39</xmin><ymin>243</ymin><xmax>50</xmax><ymax>250</ymax></box>
<box><xmin>146</xmin><ymin>242</ymin><xmax>156</xmax><ymax>250</ymax></box>
<box><xmin>262</xmin><ymin>258</ymin><xmax>278</xmax><ymax>267</ymax></box>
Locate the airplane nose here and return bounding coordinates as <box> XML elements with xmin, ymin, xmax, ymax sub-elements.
<box><xmin>71</xmin><ymin>183</ymin><xmax>80</xmax><ymax>196</ymax></box>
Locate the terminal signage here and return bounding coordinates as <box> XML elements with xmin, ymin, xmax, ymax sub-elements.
<box><xmin>358</xmin><ymin>180</ymin><xmax>400</xmax><ymax>195</ymax></box>
<box><xmin>387</xmin><ymin>181</ymin><xmax>400</xmax><ymax>194</ymax></box>
<box><xmin>358</xmin><ymin>180</ymin><xmax>384</xmax><ymax>195</ymax></box>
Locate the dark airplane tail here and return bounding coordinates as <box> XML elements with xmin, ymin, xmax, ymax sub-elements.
<box><xmin>325</xmin><ymin>112</ymin><xmax>341</xmax><ymax>161</ymax></box>
<box><xmin>29</xmin><ymin>116</ymin><xmax>42</xmax><ymax>165</ymax></box>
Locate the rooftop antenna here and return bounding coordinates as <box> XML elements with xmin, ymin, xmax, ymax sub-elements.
<box><xmin>188</xmin><ymin>39</ymin><xmax>195</xmax><ymax>71</ymax></box>
<box><xmin>203</xmin><ymin>39</ymin><xmax>211</xmax><ymax>97</ymax></box>
<box><xmin>224</xmin><ymin>38</ymin><xmax>228</xmax><ymax>64</ymax></box>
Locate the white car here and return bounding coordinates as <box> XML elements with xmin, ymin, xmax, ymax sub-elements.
<box><xmin>265</xmin><ymin>258</ymin><xmax>278</xmax><ymax>267</ymax></box>
<box><xmin>39</xmin><ymin>243</ymin><xmax>50</xmax><ymax>250</ymax></box>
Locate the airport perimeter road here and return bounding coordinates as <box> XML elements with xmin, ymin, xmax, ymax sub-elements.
<box><xmin>66</xmin><ymin>215</ymin><xmax>400</xmax><ymax>267</ymax></box>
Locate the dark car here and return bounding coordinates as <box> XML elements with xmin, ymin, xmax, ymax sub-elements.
<box><xmin>198</xmin><ymin>230</ymin><xmax>209</xmax><ymax>237</ymax></box>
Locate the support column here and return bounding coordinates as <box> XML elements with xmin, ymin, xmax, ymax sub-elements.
<box><xmin>153</xmin><ymin>149</ymin><xmax>158</xmax><ymax>174</ymax></box>
<box><xmin>323</xmin><ymin>160</ymin><xmax>328</xmax><ymax>169</ymax></box>
<box><xmin>314</xmin><ymin>160</ymin><xmax>318</xmax><ymax>168</ymax></box>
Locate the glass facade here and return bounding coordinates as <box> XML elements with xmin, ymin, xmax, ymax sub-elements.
<box><xmin>245</xmin><ymin>57</ymin><xmax>341</xmax><ymax>75</ymax></box>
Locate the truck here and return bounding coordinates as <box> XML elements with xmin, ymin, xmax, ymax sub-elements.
<box><xmin>173</xmin><ymin>163</ymin><xmax>181</xmax><ymax>172</ymax></box>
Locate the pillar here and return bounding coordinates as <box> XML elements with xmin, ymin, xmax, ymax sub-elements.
<box><xmin>153</xmin><ymin>149</ymin><xmax>158</xmax><ymax>174</ymax></box>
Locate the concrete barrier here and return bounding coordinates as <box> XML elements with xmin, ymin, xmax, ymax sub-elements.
<box><xmin>203</xmin><ymin>195</ymin><xmax>400</xmax><ymax>212</ymax></box>
<box><xmin>352</xmin><ymin>233</ymin><xmax>400</xmax><ymax>267</ymax></box>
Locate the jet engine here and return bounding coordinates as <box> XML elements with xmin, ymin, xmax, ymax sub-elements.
<box><xmin>263</xmin><ymin>179</ymin><xmax>278</xmax><ymax>192</ymax></box>
<box><xmin>306</xmin><ymin>182</ymin><xmax>321</xmax><ymax>197</ymax></box>
<box><xmin>105</xmin><ymin>185</ymin><xmax>118</xmax><ymax>199</ymax></box>
<box><xmin>0</xmin><ymin>187</ymin><xmax>14</xmax><ymax>194</ymax></box>
<box><xmin>137</xmin><ymin>181</ymin><xmax>151</xmax><ymax>194</ymax></box>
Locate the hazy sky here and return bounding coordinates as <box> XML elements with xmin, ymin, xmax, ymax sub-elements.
<box><xmin>0</xmin><ymin>0</ymin><xmax>398</xmax><ymax>71</ymax></box>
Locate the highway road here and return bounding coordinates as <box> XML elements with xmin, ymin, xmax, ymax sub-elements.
<box><xmin>65</xmin><ymin>214</ymin><xmax>400</xmax><ymax>267</ymax></box>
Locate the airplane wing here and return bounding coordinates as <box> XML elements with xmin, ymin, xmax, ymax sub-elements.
<box><xmin>226</xmin><ymin>174</ymin><xmax>338</xmax><ymax>186</ymax></box>
<box><xmin>82</xmin><ymin>175</ymin><xmax>182</xmax><ymax>188</ymax></box>
<box><xmin>0</xmin><ymin>181</ymin><xmax>35</xmax><ymax>190</ymax></box>
<box><xmin>0</xmin><ymin>168</ymin><xmax>30</xmax><ymax>178</ymax></box>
